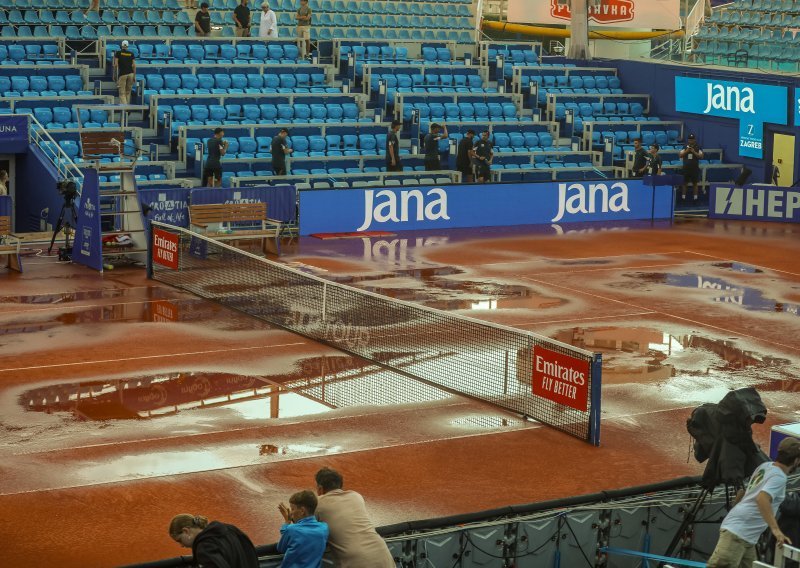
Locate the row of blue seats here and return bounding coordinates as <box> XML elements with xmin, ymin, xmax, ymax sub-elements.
<box><xmin>316</xmin><ymin>28</ymin><xmax>473</xmax><ymax>42</ymax></box>
<box><xmin>164</xmin><ymin>102</ymin><xmax>364</xmax><ymax>124</ymax></box>
<box><xmin>143</xmin><ymin>74</ymin><xmax>335</xmax><ymax>100</ymax></box>
<box><xmin>0</xmin><ymin>76</ymin><xmax>85</xmax><ymax>97</ymax></box>
<box><xmin>527</xmin><ymin>74</ymin><xmax>620</xmax><ymax>90</ymax></box>
<box><xmin>694</xmin><ymin>26</ymin><xmax>794</xmax><ymax>42</ymax></box>
<box><xmin>708</xmin><ymin>10</ymin><xmax>799</xmax><ymax>25</ymax></box>
<box><xmin>21</xmin><ymin>107</ymin><xmax>117</xmax><ymax>128</ymax></box>
<box><xmin>731</xmin><ymin>0</ymin><xmax>799</xmax><ymax>10</ymax></box>
<box><xmin>189</xmin><ymin>133</ymin><xmax>389</xmax><ymax>158</ymax></box>
<box><xmin>488</xmin><ymin>48</ymin><xmax>539</xmax><ymax>65</ymax></box>
<box><xmin>0</xmin><ymin>24</ymin><xmax>194</xmax><ymax>38</ymax></box>
<box><xmin>554</xmin><ymin>101</ymin><xmax>647</xmax><ymax>119</ymax></box>
<box><xmin>535</xmin><ymin>87</ymin><xmax>625</xmax><ymax>104</ymax></box>
<box><xmin>0</xmin><ymin>9</ymin><xmax>189</xmax><ymax>25</ymax></box>
<box><xmin>0</xmin><ymin>0</ymin><xmax>180</xmax><ymax>8</ymax></box>
<box><xmin>591</xmin><ymin>130</ymin><xmax>681</xmax><ymax>147</ymax></box>
<box><xmin>374</xmin><ymin>74</ymin><xmax>487</xmax><ymax>91</ymax></box>
<box><xmin>401</xmin><ymin>102</ymin><xmax>523</xmax><ymax>121</ymax></box>
<box><xmin>0</xmin><ymin>43</ymin><xmax>58</xmax><ymax>60</ymax></box>
<box><xmin>107</xmin><ymin>42</ymin><xmax>301</xmax><ymax>63</ymax></box>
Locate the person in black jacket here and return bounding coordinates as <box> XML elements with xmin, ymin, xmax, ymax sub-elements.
<box><xmin>764</xmin><ymin>491</ymin><xmax>800</xmax><ymax>567</ymax></box>
<box><xmin>169</xmin><ymin>514</ymin><xmax>259</xmax><ymax>568</ymax></box>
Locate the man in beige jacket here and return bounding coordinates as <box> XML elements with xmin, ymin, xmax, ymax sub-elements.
<box><xmin>314</xmin><ymin>468</ymin><xmax>395</xmax><ymax>568</ymax></box>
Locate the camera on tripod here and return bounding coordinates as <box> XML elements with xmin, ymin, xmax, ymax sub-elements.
<box><xmin>56</xmin><ymin>179</ymin><xmax>79</xmax><ymax>203</ymax></box>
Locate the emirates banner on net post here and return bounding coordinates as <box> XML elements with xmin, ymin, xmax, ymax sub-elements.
<box><xmin>508</xmin><ymin>0</ymin><xmax>681</xmax><ymax>29</ymax></box>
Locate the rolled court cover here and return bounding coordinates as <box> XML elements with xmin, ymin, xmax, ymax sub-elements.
<box><xmin>148</xmin><ymin>222</ymin><xmax>603</xmax><ymax>445</ymax></box>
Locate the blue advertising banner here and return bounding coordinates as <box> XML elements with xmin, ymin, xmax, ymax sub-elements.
<box><xmin>674</xmin><ymin>76</ymin><xmax>788</xmax><ymax>159</ymax></box>
<box><xmin>299</xmin><ymin>179</ymin><xmax>674</xmax><ymax>235</ymax></box>
<box><xmin>72</xmin><ymin>169</ymin><xmax>103</xmax><ymax>271</ymax></box>
<box><xmin>709</xmin><ymin>183</ymin><xmax>800</xmax><ymax>223</ymax></box>
<box><xmin>190</xmin><ymin>185</ymin><xmax>297</xmax><ymax>223</ymax></box>
<box><xmin>139</xmin><ymin>188</ymin><xmax>190</xmax><ymax>227</ymax></box>
<box><xmin>0</xmin><ymin>194</ymin><xmax>11</xmax><ymax>217</ymax></box>
<box><xmin>0</xmin><ymin>115</ymin><xmax>29</xmax><ymax>153</ymax></box>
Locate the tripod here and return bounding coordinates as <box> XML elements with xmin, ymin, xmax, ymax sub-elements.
<box><xmin>48</xmin><ymin>196</ymin><xmax>79</xmax><ymax>258</ymax></box>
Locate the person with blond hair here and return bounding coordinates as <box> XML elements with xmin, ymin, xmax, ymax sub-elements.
<box><xmin>168</xmin><ymin>514</ymin><xmax>259</xmax><ymax>568</ymax></box>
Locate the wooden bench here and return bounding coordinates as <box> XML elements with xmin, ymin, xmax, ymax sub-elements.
<box><xmin>79</xmin><ymin>131</ymin><xmax>136</xmax><ymax>166</ymax></box>
<box><xmin>188</xmin><ymin>202</ymin><xmax>283</xmax><ymax>253</ymax></box>
<box><xmin>0</xmin><ymin>214</ymin><xmax>22</xmax><ymax>272</ymax></box>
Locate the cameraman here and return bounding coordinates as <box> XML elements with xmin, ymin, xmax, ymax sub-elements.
<box><xmin>204</xmin><ymin>127</ymin><xmax>228</xmax><ymax>187</ymax></box>
<box><xmin>679</xmin><ymin>134</ymin><xmax>704</xmax><ymax>200</ymax></box>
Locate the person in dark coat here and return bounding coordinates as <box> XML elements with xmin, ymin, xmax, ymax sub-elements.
<box><xmin>169</xmin><ymin>513</ymin><xmax>259</xmax><ymax>568</ymax></box>
<box><xmin>764</xmin><ymin>491</ymin><xmax>800</xmax><ymax>567</ymax></box>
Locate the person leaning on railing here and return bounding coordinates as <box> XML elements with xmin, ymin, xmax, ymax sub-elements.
<box><xmin>168</xmin><ymin>514</ymin><xmax>259</xmax><ymax>568</ymax></box>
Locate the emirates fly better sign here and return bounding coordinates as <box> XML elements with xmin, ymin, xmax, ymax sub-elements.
<box><xmin>508</xmin><ymin>0</ymin><xmax>680</xmax><ymax>29</ymax></box>
<box><xmin>153</xmin><ymin>227</ymin><xmax>180</xmax><ymax>269</ymax></box>
<box><xmin>532</xmin><ymin>346</ymin><xmax>590</xmax><ymax>411</ymax></box>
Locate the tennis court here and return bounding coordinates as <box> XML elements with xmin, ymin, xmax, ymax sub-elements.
<box><xmin>1</xmin><ymin>217</ymin><xmax>798</xmax><ymax>567</ymax></box>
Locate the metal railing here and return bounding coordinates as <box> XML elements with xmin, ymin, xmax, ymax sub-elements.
<box><xmin>26</xmin><ymin>114</ymin><xmax>85</xmax><ymax>195</ymax></box>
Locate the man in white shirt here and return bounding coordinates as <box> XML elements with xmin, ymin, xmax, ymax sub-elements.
<box><xmin>314</xmin><ymin>468</ymin><xmax>395</xmax><ymax>568</ymax></box>
<box><xmin>258</xmin><ymin>2</ymin><xmax>278</xmax><ymax>38</ymax></box>
<box><xmin>707</xmin><ymin>437</ymin><xmax>800</xmax><ymax>567</ymax></box>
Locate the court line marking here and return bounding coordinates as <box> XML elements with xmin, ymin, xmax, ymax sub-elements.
<box><xmin>683</xmin><ymin>250</ymin><xmax>800</xmax><ymax>278</ymax></box>
<box><xmin>507</xmin><ymin>311</ymin><xmax>656</xmax><ymax>327</ymax></box>
<box><xmin>519</xmin><ymin>263</ymin><xmax>691</xmax><ymax>276</ymax></box>
<box><xmin>0</xmin><ymin>342</ymin><xmax>308</xmax><ymax>373</ymax></box>
<box><xmin>0</xmin><ymin>297</ymin><xmax>204</xmax><ymax>316</ymax></box>
<box><xmin>477</xmin><ymin>251</ymin><xmax>692</xmax><ymax>268</ymax></box>
<box><xmin>0</xmin><ymin>285</ymin><xmax>155</xmax><ymax>299</ymax></box>
<box><xmin>517</xmin><ymin>276</ymin><xmax>800</xmax><ymax>353</ymax></box>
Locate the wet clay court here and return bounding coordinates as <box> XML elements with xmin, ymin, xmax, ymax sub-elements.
<box><xmin>1</xmin><ymin>217</ymin><xmax>799</xmax><ymax>567</ymax></box>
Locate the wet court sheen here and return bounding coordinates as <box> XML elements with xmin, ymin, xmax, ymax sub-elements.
<box><xmin>0</xmin><ymin>218</ymin><xmax>798</xmax><ymax>567</ymax></box>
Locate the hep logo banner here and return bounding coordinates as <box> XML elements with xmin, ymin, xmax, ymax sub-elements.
<box><xmin>532</xmin><ymin>346</ymin><xmax>590</xmax><ymax>412</ymax></box>
<box><xmin>550</xmin><ymin>0</ymin><xmax>634</xmax><ymax>24</ymax></box>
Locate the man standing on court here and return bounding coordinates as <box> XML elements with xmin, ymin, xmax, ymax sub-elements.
<box><xmin>423</xmin><ymin>123</ymin><xmax>448</xmax><ymax>171</ymax></box>
<box><xmin>295</xmin><ymin>0</ymin><xmax>312</xmax><ymax>58</ymax></box>
<box><xmin>258</xmin><ymin>1</ymin><xmax>277</xmax><ymax>38</ymax></box>
<box><xmin>113</xmin><ymin>40</ymin><xmax>136</xmax><ymax>105</ymax></box>
<box><xmin>271</xmin><ymin>128</ymin><xmax>292</xmax><ymax>176</ymax></box>
<box><xmin>314</xmin><ymin>468</ymin><xmax>395</xmax><ymax>567</ymax></box>
<box><xmin>706</xmin><ymin>438</ymin><xmax>800</xmax><ymax>567</ymax></box>
<box><xmin>233</xmin><ymin>0</ymin><xmax>251</xmax><ymax>37</ymax></box>
<box><xmin>386</xmin><ymin>120</ymin><xmax>402</xmax><ymax>172</ymax></box>
<box><xmin>630</xmin><ymin>138</ymin><xmax>648</xmax><ymax>177</ymax></box>
<box><xmin>472</xmin><ymin>130</ymin><xmax>493</xmax><ymax>183</ymax></box>
<box><xmin>455</xmin><ymin>130</ymin><xmax>475</xmax><ymax>183</ymax></box>
<box><xmin>203</xmin><ymin>127</ymin><xmax>228</xmax><ymax>187</ymax></box>
<box><xmin>679</xmin><ymin>133</ymin><xmax>704</xmax><ymax>201</ymax></box>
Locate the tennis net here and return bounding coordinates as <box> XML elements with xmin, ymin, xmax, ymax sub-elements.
<box><xmin>148</xmin><ymin>222</ymin><xmax>602</xmax><ymax>444</ymax></box>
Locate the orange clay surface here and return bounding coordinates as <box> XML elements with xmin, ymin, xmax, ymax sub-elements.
<box><xmin>1</xmin><ymin>218</ymin><xmax>799</xmax><ymax>567</ymax></box>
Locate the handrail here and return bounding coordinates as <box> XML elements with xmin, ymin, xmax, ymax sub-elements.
<box><xmin>26</xmin><ymin>113</ymin><xmax>84</xmax><ymax>195</ymax></box>
<box><xmin>686</xmin><ymin>0</ymin><xmax>711</xmax><ymax>39</ymax></box>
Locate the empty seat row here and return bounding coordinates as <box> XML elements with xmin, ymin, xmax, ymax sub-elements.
<box><xmin>0</xmin><ymin>24</ymin><xmax>192</xmax><ymax>38</ymax></box>
<box><xmin>0</xmin><ymin>8</ymin><xmax>189</xmax><ymax>25</ymax></box>
<box><xmin>143</xmin><ymin>73</ymin><xmax>335</xmax><ymax>101</ymax></box>
<box><xmin>22</xmin><ymin>106</ymin><xmax>112</xmax><ymax>128</ymax></box>
<box><xmin>527</xmin><ymin>74</ymin><xmax>620</xmax><ymax>90</ymax></box>
<box><xmin>403</xmin><ymin>101</ymin><xmax>523</xmax><ymax>122</ymax></box>
<box><xmin>317</xmin><ymin>28</ymin><xmax>474</xmax><ymax>43</ymax></box>
<box><xmin>206</xmin><ymin>0</ymin><xmax>472</xmax><ymax>16</ymax></box>
<box><xmin>190</xmin><ymin>134</ymin><xmax>388</xmax><ymax>159</ymax></box>
<box><xmin>490</xmin><ymin>132</ymin><xmax>556</xmax><ymax>152</ymax></box>
<box><xmin>165</xmin><ymin>102</ymin><xmax>364</xmax><ymax>127</ymax></box>
<box><xmin>108</xmin><ymin>42</ymin><xmax>300</xmax><ymax>63</ymax></box>
<box><xmin>373</xmin><ymin>73</ymin><xmax>487</xmax><ymax>92</ymax></box>
<box><xmin>488</xmin><ymin>48</ymin><xmax>538</xmax><ymax>64</ymax></box>
<box><xmin>554</xmin><ymin>101</ymin><xmax>647</xmax><ymax>120</ymax></box>
<box><xmin>0</xmin><ymin>74</ymin><xmax>85</xmax><ymax>97</ymax></box>
<box><xmin>0</xmin><ymin>42</ymin><xmax>59</xmax><ymax>60</ymax></box>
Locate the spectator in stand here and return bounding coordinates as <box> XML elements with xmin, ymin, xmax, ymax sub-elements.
<box><xmin>386</xmin><ymin>120</ymin><xmax>402</xmax><ymax>172</ymax></box>
<box><xmin>195</xmin><ymin>3</ymin><xmax>212</xmax><ymax>36</ymax></box>
<box><xmin>168</xmin><ymin>514</ymin><xmax>259</xmax><ymax>568</ymax></box>
<box><xmin>455</xmin><ymin>130</ymin><xmax>475</xmax><ymax>182</ymax></box>
<box><xmin>234</xmin><ymin>0</ymin><xmax>252</xmax><ymax>37</ymax></box>
<box><xmin>113</xmin><ymin>40</ymin><xmax>136</xmax><ymax>105</ymax></box>
<box><xmin>314</xmin><ymin>467</ymin><xmax>395</xmax><ymax>567</ymax></box>
<box><xmin>423</xmin><ymin>123</ymin><xmax>448</xmax><ymax>171</ymax></box>
<box><xmin>630</xmin><ymin>138</ymin><xmax>648</xmax><ymax>177</ymax></box>
<box><xmin>679</xmin><ymin>133</ymin><xmax>704</xmax><ymax>200</ymax></box>
<box><xmin>259</xmin><ymin>1</ymin><xmax>278</xmax><ymax>38</ymax></box>
<box><xmin>645</xmin><ymin>143</ymin><xmax>662</xmax><ymax>176</ymax></box>
<box><xmin>271</xmin><ymin>128</ymin><xmax>293</xmax><ymax>176</ymax></box>
<box><xmin>276</xmin><ymin>490</ymin><xmax>329</xmax><ymax>568</ymax></box>
<box><xmin>707</xmin><ymin>438</ymin><xmax>800</xmax><ymax>567</ymax></box>
<box><xmin>472</xmin><ymin>130</ymin><xmax>493</xmax><ymax>183</ymax></box>
<box><xmin>203</xmin><ymin>127</ymin><xmax>228</xmax><ymax>187</ymax></box>
<box><xmin>85</xmin><ymin>0</ymin><xmax>100</xmax><ymax>15</ymax></box>
<box><xmin>295</xmin><ymin>0</ymin><xmax>312</xmax><ymax>58</ymax></box>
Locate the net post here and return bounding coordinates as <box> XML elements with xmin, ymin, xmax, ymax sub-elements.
<box><xmin>589</xmin><ymin>353</ymin><xmax>603</xmax><ymax>446</ymax></box>
<box><xmin>145</xmin><ymin>221</ymin><xmax>154</xmax><ymax>279</ymax></box>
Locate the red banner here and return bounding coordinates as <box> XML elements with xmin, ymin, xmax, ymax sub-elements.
<box><xmin>509</xmin><ymin>0</ymin><xmax>679</xmax><ymax>29</ymax></box>
<box><xmin>532</xmin><ymin>346</ymin><xmax>590</xmax><ymax>411</ymax></box>
<box><xmin>153</xmin><ymin>228</ymin><xmax>179</xmax><ymax>269</ymax></box>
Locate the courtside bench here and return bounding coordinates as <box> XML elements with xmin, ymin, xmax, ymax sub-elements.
<box><xmin>188</xmin><ymin>202</ymin><xmax>284</xmax><ymax>254</ymax></box>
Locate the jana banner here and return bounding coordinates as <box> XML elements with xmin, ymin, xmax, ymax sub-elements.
<box><xmin>0</xmin><ymin>115</ymin><xmax>29</xmax><ymax>153</ymax></box>
<box><xmin>508</xmin><ymin>0</ymin><xmax>680</xmax><ymax>29</ymax></box>
<box><xmin>299</xmin><ymin>179</ymin><xmax>675</xmax><ymax>235</ymax></box>
<box><xmin>709</xmin><ymin>183</ymin><xmax>800</xmax><ymax>224</ymax></box>
<box><xmin>675</xmin><ymin>76</ymin><xmax>788</xmax><ymax>159</ymax></box>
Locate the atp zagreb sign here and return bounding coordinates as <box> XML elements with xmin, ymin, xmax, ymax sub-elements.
<box><xmin>674</xmin><ymin>77</ymin><xmax>788</xmax><ymax>159</ymax></box>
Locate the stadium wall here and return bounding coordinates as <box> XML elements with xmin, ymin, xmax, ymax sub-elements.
<box><xmin>14</xmin><ymin>144</ymin><xmax>62</xmax><ymax>233</ymax></box>
<box><xmin>612</xmin><ymin>59</ymin><xmax>798</xmax><ymax>184</ymax></box>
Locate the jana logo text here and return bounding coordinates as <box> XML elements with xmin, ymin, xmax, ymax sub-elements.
<box><xmin>551</xmin><ymin>181</ymin><xmax>631</xmax><ymax>222</ymax></box>
<box><xmin>703</xmin><ymin>83</ymin><xmax>756</xmax><ymax>115</ymax></box>
<box><xmin>358</xmin><ymin>188</ymin><xmax>449</xmax><ymax>231</ymax></box>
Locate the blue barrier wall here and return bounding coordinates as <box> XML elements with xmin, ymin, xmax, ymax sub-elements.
<box><xmin>14</xmin><ymin>144</ymin><xmax>62</xmax><ymax>233</ymax></box>
<box><xmin>299</xmin><ymin>179</ymin><xmax>674</xmax><ymax>235</ymax></box>
<box><xmin>612</xmin><ymin>60</ymin><xmax>799</xmax><ymax>184</ymax></box>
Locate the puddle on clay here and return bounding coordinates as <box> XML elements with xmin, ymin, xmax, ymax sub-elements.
<box><xmin>710</xmin><ymin>262</ymin><xmax>763</xmax><ymax>274</ymax></box>
<box><xmin>19</xmin><ymin>355</ymin><xmax>453</xmax><ymax>421</ymax></box>
<box><xmin>623</xmin><ymin>272</ymin><xmax>799</xmax><ymax>317</ymax></box>
<box><xmin>0</xmin><ymin>287</ymin><xmax>175</xmax><ymax>305</ymax></box>
<box><xmin>449</xmin><ymin>416</ymin><xmax>523</xmax><ymax>429</ymax></box>
<box><xmin>553</xmin><ymin>326</ymin><xmax>798</xmax><ymax>391</ymax></box>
